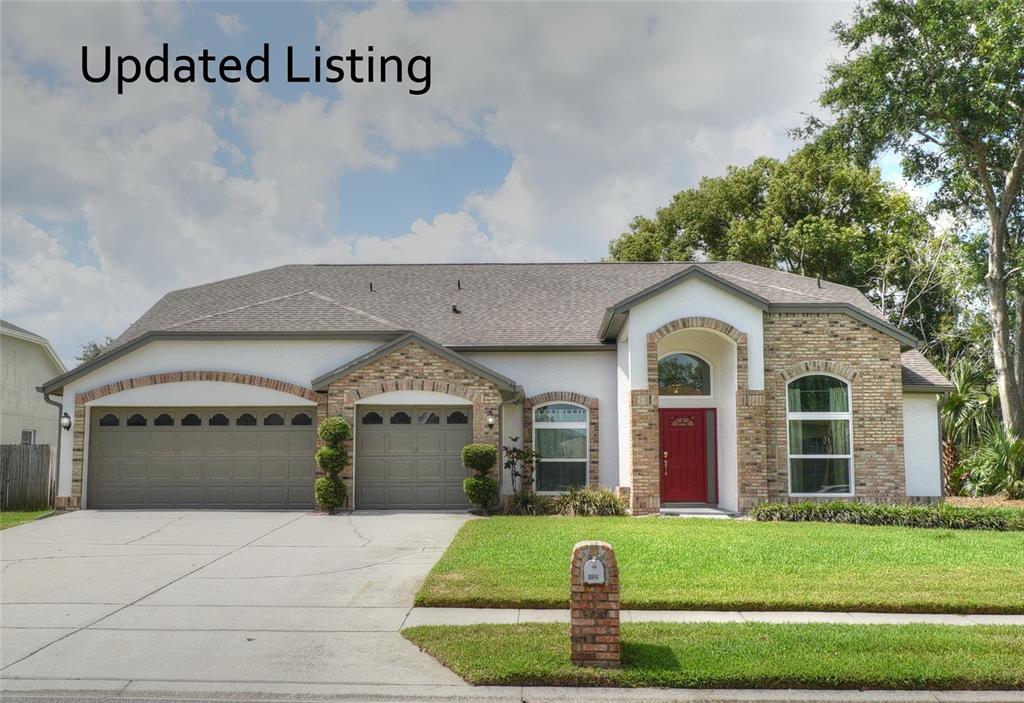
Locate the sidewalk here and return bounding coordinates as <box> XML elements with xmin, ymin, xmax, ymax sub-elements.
<box><xmin>404</xmin><ymin>607</ymin><xmax>1024</xmax><ymax>627</ymax></box>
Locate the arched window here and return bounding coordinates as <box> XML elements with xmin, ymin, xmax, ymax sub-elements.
<box><xmin>446</xmin><ymin>410</ymin><xmax>469</xmax><ymax>425</ymax></box>
<box><xmin>182</xmin><ymin>413</ymin><xmax>202</xmax><ymax>426</ymax></box>
<box><xmin>264</xmin><ymin>413</ymin><xmax>284</xmax><ymax>426</ymax></box>
<box><xmin>236</xmin><ymin>413</ymin><xmax>257</xmax><ymax>426</ymax></box>
<box><xmin>533</xmin><ymin>403</ymin><xmax>588</xmax><ymax>493</ymax></box>
<box><xmin>787</xmin><ymin>374</ymin><xmax>852</xmax><ymax>495</ymax></box>
<box><xmin>154</xmin><ymin>413</ymin><xmax>175</xmax><ymax>427</ymax></box>
<box><xmin>658</xmin><ymin>352</ymin><xmax>711</xmax><ymax>396</ymax></box>
<box><xmin>291</xmin><ymin>413</ymin><xmax>312</xmax><ymax>426</ymax></box>
<box><xmin>390</xmin><ymin>411</ymin><xmax>411</xmax><ymax>425</ymax></box>
<box><xmin>126</xmin><ymin>413</ymin><xmax>147</xmax><ymax>427</ymax></box>
<box><xmin>361</xmin><ymin>411</ymin><xmax>383</xmax><ymax>425</ymax></box>
<box><xmin>99</xmin><ymin>413</ymin><xmax>120</xmax><ymax>427</ymax></box>
<box><xmin>209</xmin><ymin>413</ymin><xmax>229</xmax><ymax>426</ymax></box>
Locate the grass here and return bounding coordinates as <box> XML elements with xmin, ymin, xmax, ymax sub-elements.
<box><xmin>416</xmin><ymin>517</ymin><xmax>1024</xmax><ymax>613</ymax></box>
<box><xmin>0</xmin><ymin>509</ymin><xmax>51</xmax><ymax>530</ymax></box>
<box><xmin>403</xmin><ymin>622</ymin><xmax>1024</xmax><ymax>689</ymax></box>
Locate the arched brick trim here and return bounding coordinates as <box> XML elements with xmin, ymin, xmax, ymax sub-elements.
<box><xmin>69</xmin><ymin>371</ymin><xmax>319</xmax><ymax>508</ymax></box>
<box><xmin>346</xmin><ymin>378</ymin><xmax>479</xmax><ymax>404</ymax></box>
<box><xmin>523</xmin><ymin>391</ymin><xmax>599</xmax><ymax>489</ymax></box>
<box><xmin>651</xmin><ymin>316</ymin><xmax>745</xmax><ymax>344</ymax></box>
<box><xmin>779</xmin><ymin>360</ymin><xmax>859</xmax><ymax>383</ymax></box>
<box><xmin>77</xmin><ymin>371</ymin><xmax>318</xmax><ymax>403</ymax></box>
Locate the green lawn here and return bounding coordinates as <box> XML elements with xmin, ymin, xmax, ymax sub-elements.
<box><xmin>403</xmin><ymin>622</ymin><xmax>1024</xmax><ymax>689</ymax></box>
<box><xmin>416</xmin><ymin>517</ymin><xmax>1024</xmax><ymax>613</ymax></box>
<box><xmin>0</xmin><ymin>510</ymin><xmax>51</xmax><ymax>530</ymax></box>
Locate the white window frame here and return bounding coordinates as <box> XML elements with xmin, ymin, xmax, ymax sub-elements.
<box><xmin>20</xmin><ymin>429</ymin><xmax>36</xmax><ymax>445</ymax></box>
<box><xmin>786</xmin><ymin>372</ymin><xmax>854</xmax><ymax>497</ymax></box>
<box><xmin>657</xmin><ymin>351</ymin><xmax>714</xmax><ymax>400</ymax></box>
<box><xmin>533</xmin><ymin>401</ymin><xmax>589</xmax><ymax>495</ymax></box>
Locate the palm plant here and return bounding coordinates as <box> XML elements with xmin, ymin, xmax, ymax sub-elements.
<box><xmin>961</xmin><ymin>425</ymin><xmax>1024</xmax><ymax>500</ymax></box>
<box><xmin>940</xmin><ymin>361</ymin><xmax>999</xmax><ymax>494</ymax></box>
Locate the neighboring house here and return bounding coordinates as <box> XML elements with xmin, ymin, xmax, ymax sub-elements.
<box><xmin>1</xmin><ymin>319</ymin><xmax>66</xmax><ymax>449</ymax></box>
<box><xmin>40</xmin><ymin>262</ymin><xmax>952</xmax><ymax>514</ymax></box>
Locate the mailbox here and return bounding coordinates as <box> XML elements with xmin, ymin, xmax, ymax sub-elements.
<box><xmin>582</xmin><ymin>556</ymin><xmax>606</xmax><ymax>585</ymax></box>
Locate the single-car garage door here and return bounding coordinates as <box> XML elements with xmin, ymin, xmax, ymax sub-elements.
<box><xmin>87</xmin><ymin>407</ymin><xmax>316</xmax><ymax>509</ymax></box>
<box><xmin>356</xmin><ymin>406</ymin><xmax>473</xmax><ymax>510</ymax></box>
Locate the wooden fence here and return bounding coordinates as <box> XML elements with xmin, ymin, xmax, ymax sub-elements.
<box><xmin>0</xmin><ymin>444</ymin><xmax>54</xmax><ymax>511</ymax></box>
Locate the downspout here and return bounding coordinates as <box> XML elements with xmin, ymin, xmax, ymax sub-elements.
<box><xmin>39</xmin><ymin>388</ymin><xmax>63</xmax><ymax>507</ymax></box>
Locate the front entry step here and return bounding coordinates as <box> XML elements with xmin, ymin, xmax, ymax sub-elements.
<box><xmin>659</xmin><ymin>504</ymin><xmax>736</xmax><ymax>518</ymax></box>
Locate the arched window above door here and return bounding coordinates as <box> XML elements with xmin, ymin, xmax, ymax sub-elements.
<box><xmin>658</xmin><ymin>353</ymin><xmax>711</xmax><ymax>397</ymax></box>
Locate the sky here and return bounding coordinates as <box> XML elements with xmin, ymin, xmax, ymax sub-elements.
<box><xmin>0</xmin><ymin>1</ymin><xmax>865</xmax><ymax>365</ymax></box>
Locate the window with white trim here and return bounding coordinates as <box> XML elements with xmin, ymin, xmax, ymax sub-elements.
<box><xmin>533</xmin><ymin>402</ymin><xmax>588</xmax><ymax>492</ymax></box>
<box><xmin>787</xmin><ymin>374</ymin><xmax>852</xmax><ymax>495</ymax></box>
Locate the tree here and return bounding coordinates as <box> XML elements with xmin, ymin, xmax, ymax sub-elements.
<box><xmin>809</xmin><ymin>0</ymin><xmax>1024</xmax><ymax>433</ymax></box>
<box><xmin>76</xmin><ymin>336</ymin><xmax>115</xmax><ymax>364</ymax></box>
<box><xmin>315</xmin><ymin>416</ymin><xmax>351</xmax><ymax>514</ymax></box>
<box><xmin>608</xmin><ymin>143</ymin><xmax>964</xmax><ymax>354</ymax></box>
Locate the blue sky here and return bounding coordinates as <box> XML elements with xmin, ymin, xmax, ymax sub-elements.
<box><xmin>3</xmin><ymin>1</ymin><xmax>875</xmax><ymax>362</ymax></box>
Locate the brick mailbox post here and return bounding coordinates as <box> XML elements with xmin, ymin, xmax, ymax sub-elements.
<box><xmin>569</xmin><ymin>540</ymin><xmax>620</xmax><ymax>668</ymax></box>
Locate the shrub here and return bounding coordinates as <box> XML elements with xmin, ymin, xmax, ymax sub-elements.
<box><xmin>462</xmin><ymin>444</ymin><xmax>498</xmax><ymax>475</ymax></box>
<box><xmin>464</xmin><ymin>476</ymin><xmax>499</xmax><ymax>513</ymax></box>
<box><xmin>558</xmin><ymin>486</ymin><xmax>628</xmax><ymax>517</ymax></box>
<box><xmin>507</xmin><ymin>490</ymin><xmax>559</xmax><ymax>515</ymax></box>
<box><xmin>315</xmin><ymin>474</ymin><xmax>347</xmax><ymax>511</ymax></box>
<box><xmin>315</xmin><ymin>445</ymin><xmax>348</xmax><ymax>474</ymax></box>
<box><xmin>961</xmin><ymin>425</ymin><xmax>1024</xmax><ymax>500</ymax></box>
<box><xmin>318</xmin><ymin>416</ymin><xmax>352</xmax><ymax>445</ymax></box>
<box><xmin>750</xmin><ymin>500</ymin><xmax>1024</xmax><ymax>531</ymax></box>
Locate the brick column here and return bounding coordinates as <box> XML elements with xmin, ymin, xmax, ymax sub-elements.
<box><xmin>570</xmin><ymin>541</ymin><xmax>621</xmax><ymax>668</ymax></box>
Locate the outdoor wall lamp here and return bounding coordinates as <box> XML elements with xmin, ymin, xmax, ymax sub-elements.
<box><xmin>485</xmin><ymin>409</ymin><xmax>496</xmax><ymax>428</ymax></box>
<box><xmin>60</xmin><ymin>412</ymin><xmax>72</xmax><ymax>430</ymax></box>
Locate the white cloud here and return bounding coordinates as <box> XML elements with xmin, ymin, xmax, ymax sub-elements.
<box><xmin>1</xmin><ymin>1</ymin><xmax>851</xmax><ymax>359</ymax></box>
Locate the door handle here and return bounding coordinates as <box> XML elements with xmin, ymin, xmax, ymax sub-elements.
<box><xmin>663</xmin><ymin>451</ymin><xmax>668</xmax><ymax>477</ymax></box>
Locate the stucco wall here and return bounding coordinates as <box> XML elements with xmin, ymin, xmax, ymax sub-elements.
<box><xmin>616</xmin><ymin>337</ymin><xmax>632</xmax><ymax>488</ymax></box>
<box><xmin>1</xmin><ymin>335</ymin><xmax>62</xmax><ymax>447</ymax></box>
<box><xmin>903</xmin><ymin>393</ymin><xmax>942</xmax><ymax>497</ymax></box>
<box><xmin>626</xmin><ymin>277</ymin><xmax>764</xmax><ymax>391</ymax></box>
<box><xmin>462</xmin><ymin>351</ymin><xmax>619</xmax><ymax>488</ymax></box>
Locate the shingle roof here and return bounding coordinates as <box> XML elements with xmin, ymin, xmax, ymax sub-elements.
<box><xmin>1</xmin><ymin>318</ymin><xmax>48</xmax><ymax>343</ymax></box>
<box><xmin>111</xmin><ymin>261</ymin><xmax>902</xmax><ymax>349</ymax></box>
<box><xmin>901</xmin><ymin>349</ymin><xmax>954</xmax><ymax>391</ymax></box>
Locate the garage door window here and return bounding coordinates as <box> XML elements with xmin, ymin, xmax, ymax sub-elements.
<box><xmin>182</xmin><ymin>413</ymin><xmax>201</xmax><ymax>426</ymax></box>
<box><xmin>533</xmin><ymin>402</ymin><xmax>589</xmax><ymax>493</ymax></box>
<box><xmin>209</xmin><ymin>413</ymin><xmax>229</xmax><ymax>426</ymax></box>
<box><xmin>99</xmin><ymin>413</ymin><xmax>119</xmax><ymax>426</ymax></box>
<box><xmin>291</xmin><ymin>412</ymin><xmax>312</xmax><ymax>425</ymax></box>
<box><xmin>264</xmin><ymin>413</ymin><xmax>284</xmax><ymax>425</ymax></box>
<box><xmin>237</xmin><ymin>412</ymin><xmax>257</xmax><ymax>426</ymax></box>
<box><xmin>447</xmin><ymin>410</ymin><xmax>468</xmax><ymax>424</ymax></box>
<box><xmin>154</xmin><ymin>413</ymin><xmax>174</xmax><ymax>426</ymax></box>
<box><xmin>127</xmin><ymin>413</ymin><xmax>147</xmax><ymax>427</ymax></box>
<box><xmin>390</xmin><ymin>411</ymin><xmax>412</xmax><ymax>425</ymax></box>
<box><xmin>362</xmin><ymin>411</ymin><xmax>383</xmax><ymax>425</ymax></box>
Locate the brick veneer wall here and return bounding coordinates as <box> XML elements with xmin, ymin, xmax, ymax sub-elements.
<box><xmin>67</xmin><ymin>371</ymin><xmax>319</xmax><ymax>509</ymax></box>
<box><xmin>762</xmin><ymin>312</ymin><xmax>906</xmax><ymax>505</ymax></box>
<box><xmin>523</xmin><ymin>391</ymin><xmax>599</xmax><ymax>488</ymax></box>
<box><xmin>324</xmin><ymin>341</ymin><xmax>505</xmax><ymax>507</ymax></box>
<box><xmin>569</xmin><ymin>541</ymin><xmax>621</xmax><ymax>668</ymax></box>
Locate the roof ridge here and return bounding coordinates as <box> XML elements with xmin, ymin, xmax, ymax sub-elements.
<box><xmin>305</xmin><ymin>291</ymin><xmax>399</xmax><ymax>328</ymax></box>
<box><xmin>161</xmin><ymin>289</ymin><xmax>315</xmax><ymax>330</ymax></box>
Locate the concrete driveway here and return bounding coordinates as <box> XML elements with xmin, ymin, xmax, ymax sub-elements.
<box><xmin>0</xmin><ymin>510</ymin><xmax>471</xmax><ymax>696</ymax></box>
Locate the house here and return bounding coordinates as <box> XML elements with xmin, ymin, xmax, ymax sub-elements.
<box><xmin>2</xmin><ymin>319</ymin><xmax>66</xmax><ymax>450</ymax></box>
<box><xmin>39</xmin><ymin>262</ymin><xmax>952</xmax><ymax>514</ymax></box>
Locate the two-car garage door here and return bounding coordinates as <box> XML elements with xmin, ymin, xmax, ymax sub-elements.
<box><xmin>87</xmin><ymin>407</ymin><xmax>316</xmax><ymax>509</ymax></box>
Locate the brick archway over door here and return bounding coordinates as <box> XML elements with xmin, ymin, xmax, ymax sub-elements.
<box><xmin>631</xmin><ymin>316</ymin><xmax>765</xmax><ymax>515</ymax></box>
<box><xmin>66</xmin><ymin>371</ymin><xmax>318</xmax><ymax>509</ymax></box>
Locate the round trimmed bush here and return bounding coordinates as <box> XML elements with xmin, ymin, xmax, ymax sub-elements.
<box><xmin>315</xmin><ymin>474</ymin><xmax>347</xmax><ymax>513</ymax></box>
<box><xmin>462</xmin><ymin>443</ymin><xmax>497</xmax><ymax>475</ymax></box>
<box><xmin>319</xmin><ymin>416</ymin><xmax>352</xmax><ymax>446</ymax></box>
<box><xmin>463</xmin><ymin>475</ymin><xmax>499</xmax><ymax>512</ymax></box>
<box><xmin>316</xmin><ymin>445</ymin><xmax>348</xmax><ymax>474</ymax></box>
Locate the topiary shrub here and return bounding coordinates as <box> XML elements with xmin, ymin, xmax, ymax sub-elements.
<box><xmin>316</xmin><ymin>416</ymin><xmax>351</xmax><ymax>514</ymax></box>
<box><xmin>463</xmin><ymin>476</ymin><xmax>499</xmax><ymax>513</ymax></box>
<box><xmin>315</xmin><ymin>474</ymin><xmax>347</xmax><ymax>512</ymax></box>
<box><xmin>319</xmin><ymin>416</ymin><xmax>353</xmax><ymax>446</ymax></box>
<box><xmin>462</xmin><ymin>444</ymin><xmax>498</xmax><ymax>476</ymax></box>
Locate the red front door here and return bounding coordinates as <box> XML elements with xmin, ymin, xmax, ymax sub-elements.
<box><xmin>659</xmin><ymin>409</ymin><xmax>709</xmax><ymax>503</ymax></box>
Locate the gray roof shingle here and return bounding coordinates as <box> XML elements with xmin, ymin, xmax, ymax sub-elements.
<box><xmin>111</xmin><ymin>261</ymin><xmax>900</xmax><ymax>348</ymax></box>
<box><xmin>901</xmin><ymin>349</ymin><xmax>953</xmax><ymax>391</ymax></box>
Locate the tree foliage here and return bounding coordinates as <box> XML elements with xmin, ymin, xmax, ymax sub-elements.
<box><xmin>76</xmin><ymin>336</ymin><xmax>115</xmax><ymax>364</ymax></box>
<box><xmin>809</xmin><ymin>0</ymin><xmax>1024</xmax><ymax>433</ymax></box>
